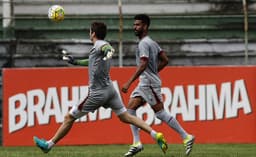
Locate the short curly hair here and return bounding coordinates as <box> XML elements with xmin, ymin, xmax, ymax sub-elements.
<box><xmin>134</xmin><ymin>14</ymin><xmax>150</xmax><ymax>27</ymax></box>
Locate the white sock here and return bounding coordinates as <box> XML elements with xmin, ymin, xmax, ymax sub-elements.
<box><xmin>47</xmin><ymin>140</ymin><xmax>55</xmax><ymax>149</ymax></box>
<box><xmin>150</xmin><ymin>130</ymin><xmax>157</xmax><ymax>140</ymax></box>
<box><xmin>128</xmin><ymin>109</ymin><xmax>141</xmax><ymax>144</ymax></box>
<box><xmin>156</xmin><ymin>110</ymin><xmax>187</xmax><ymax>139</ymax></box>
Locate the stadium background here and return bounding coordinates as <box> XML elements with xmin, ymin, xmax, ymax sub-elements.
<box><xmin>0</xmin><ymin>0</ymin><xmax>256</xmax><ymax>149</ymax></box>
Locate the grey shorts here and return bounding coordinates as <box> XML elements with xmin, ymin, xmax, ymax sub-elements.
<box><xmin>131</xmin><ymin>85</ymin><xmax>163</xmax><ymax>106</ymax></box>
<box><xmin>69</xmin><ymin>84</ymin><xmax>127</xmax><ymax>119</ymax></box>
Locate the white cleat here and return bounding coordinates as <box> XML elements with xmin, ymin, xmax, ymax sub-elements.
<box><xmin>183</xmin><ymin>135</ymin><xmax>195</xmax><ymax>156</ymax></box>
<box><xmin>124</xmin><ymin>142</ymin><xmax>144</xmax><ymax>157</ymax></box>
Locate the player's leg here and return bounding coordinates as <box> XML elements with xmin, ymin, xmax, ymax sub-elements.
<box><xmin>33</xmin><ymin>112</ymin><xmax>83</xmax><ymax>153</ymax></box>
<box><xmin>118</xmin><ymin>111</ymin><xmax>168</xmax><ymax>154</ymax></box>
<box><xmin>107</xmin><ymin>87</ymin><xmax>168</xmax><ymax>156</ymax></box>
<box><xmin>124</xmin><ymin>97</ymin><xmax>144</xmax><ymax>157</ymax></box>
<box><xmin>152</xmin><ymin>103</ymin><xmax>188</xmax><ymax>139</ymax></box>
<box><xmin>50</xmin><ymin>113</ymin><xmax>76</xmax><ymax>144</ymax></box>
<box><xmin>153</xmin><ymin>103</ymin><xmax>195</xmax><ymax>155</ymax></box>
<box><xmin>34</xmin><ymin>97</ymin><xmax>90</xmax><ymax>153</ymax></box>
<box><xmin>149</xmin><ymin>87</ymin><xmax>195</xmax><ymax>156</ymax></box>
<box><xmin>127</xmin><ymin>89</ymin><xmax>147</xmax><ymax>144</ymax></box>
<box><xmin>127</xmin><ymin>97</ymin><xmax>144</xmax><ymax>143</ymax></box>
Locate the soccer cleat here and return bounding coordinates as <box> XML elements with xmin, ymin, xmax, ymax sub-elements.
<box><xmin>183</xmin><ymin>135</ymin><xmax>195</xmax><ymax>156</ymax></box>
<box><xmin>124</xmin><ymin>142</ymin><xmax>144</xmax><ymax>157</ymax></box>
<box><xmin>156</xmin><ymin>132</ymin><xmax>168</xmax><ymax>154</ymax></box>
<box><xmin>33</xmin><ymin>136</ymin><xmax>51</xmax><ymax>153</ymax></box>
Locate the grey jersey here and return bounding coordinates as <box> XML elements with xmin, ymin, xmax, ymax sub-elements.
<box><xmin>69</xmin><ymin>40</ymin><xmax>127</xmax><ymax>118</ymax></box>
<box><xmin>136</xmin><ymin>36</ymin><xmax>162</xmax><ymax>86</ymax></box>
<box><xmin>88</xmin><ymin>40</ymin><xmax>111</xmax><ymax>89</ymax></box>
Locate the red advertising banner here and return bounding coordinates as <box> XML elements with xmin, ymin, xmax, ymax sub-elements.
<box><xmin>2</xmin><ymin>66</ymin><xmax>256</xmax><ymax>146</ymax></box>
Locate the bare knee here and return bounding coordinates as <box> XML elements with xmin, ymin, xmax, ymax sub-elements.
<box><xmin>152</xmin><ymin>102</ymin><xmax>164</xmax><ymax>112</ymax></box>
<box><xmin>127</xmin><ymin>97</ymin><xmax>144</xmax><ymax>110</ymax></box>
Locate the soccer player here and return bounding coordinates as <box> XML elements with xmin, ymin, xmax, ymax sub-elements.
<box><xmin>121</xmin><ymin>14</ymin><xmax>195</xmax><ymax>157</ymax></box>
<box><xmin>33</xmin><ymin>21</ymin><xmax>168</xmax><ymax>155</ymax></box>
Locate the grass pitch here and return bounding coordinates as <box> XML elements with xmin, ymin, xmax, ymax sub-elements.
<box><xmin>0</xmin><ymin>144</ymin><xmax>255</xmax><ymax>157</ymax></box>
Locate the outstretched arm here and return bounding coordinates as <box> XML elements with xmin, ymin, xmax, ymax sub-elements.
<box><xmin>63</xmin><ymin>54</ymin><xmax>89</xmax><ymax>66</ymax></box>
<box><xmin>75</xmin><ymin>59</ymin><xmax>89</xmax><ymax>66</ymax></box>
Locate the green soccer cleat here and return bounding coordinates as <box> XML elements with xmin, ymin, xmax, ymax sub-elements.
<box><xmin>156</xmin><ymin>132</ymin><xmax>168</xmax><ymax>154</ymax></box>
<box><xmin>183</xmin><ymin>135</ymin><xmax>195</xmax><ymax>156</ymax></box>
<box><xmin>33</xmin><ymin>136</ymin><xmax>51</xmax><ymax>153</ymax></box>
<box><xmin>124</xmin><ymin>142</ymin><xmax>144</xmax><ymax>157</ymax></box>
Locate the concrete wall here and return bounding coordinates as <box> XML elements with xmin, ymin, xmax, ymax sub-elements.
<box><xmin>0</xmin><ymin>0</ymin><xmax>255</xmax><ymax>15</ymax></box>
<box><xmin>1</xmin><ymin>39</ymin><xmax>256</xmax><ymax>68</ymax></box>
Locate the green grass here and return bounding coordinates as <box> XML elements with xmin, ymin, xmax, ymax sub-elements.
<box><xmin>0</xmin><ymin>144</ymin><xmax>255</xmax><ymax>157</ymax></box>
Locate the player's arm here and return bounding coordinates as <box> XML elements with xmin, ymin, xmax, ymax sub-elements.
<box><xmin>75</xmin><ymin>59</ymin><xmax>89</xmax><ymax>66</ymax></box>
<box><xmin>63</xmin><ymin>55</ymin><xmax>89</xmax><ymax>66</ymax></box>
<box><xmin>101</xmin><ymin>44</ymin><xmax>115</xmax><ymax>60</ymax></box>
<box><xmin>158</xmin><ymin>51</ymin><xmax>169</xmax><ymax>72</ymax></box>
<box><xmin>122</xmin><ymin>57</ymin><xmax>148</xmax><ymax>93</ymax></box>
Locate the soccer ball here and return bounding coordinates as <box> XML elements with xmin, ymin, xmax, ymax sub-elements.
<box><xmin>48</xmin><ymin>5</ymin><xmax>65</xmax><ymax>22</ymax></box>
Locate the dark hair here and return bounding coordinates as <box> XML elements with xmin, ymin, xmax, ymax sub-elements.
<box><xmin>134</xmin><ymin>14</ymin><xmax>150</xmax><ymax>27</ymax></box>
<box><xmin>90</xmin><ymin>22</ymin><xmax>107</xmax><ymax>40</ymax></box>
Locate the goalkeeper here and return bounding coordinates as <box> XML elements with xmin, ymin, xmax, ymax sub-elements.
<box><xmin>33</xmin><ymin>21</ymin><xmax>168</xmax><ymax>155</ymax></box>
<box><xmin>62</xmin><ymin>42</ymin><xmax>115</xmax><ymax>66</ymax></box>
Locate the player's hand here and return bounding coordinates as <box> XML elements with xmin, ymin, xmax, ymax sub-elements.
<box><xmin>62</xmin><ymin>55</ymin><xmax>76</xmax><ymax>65</ymax></box>
<box><xmin>61</xmin><ymin>49</ymin><xmax>77</xmax><ymax>65</ymax></box>
<box><xmin>103</xmin><ymin>49</ymin><xmax>115</xmax><ymax>61</ymax></box>
<box><xmin>121</xmin><ymin>82</ymin><xmax>130</xmax><ymax>93</ymax></box>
